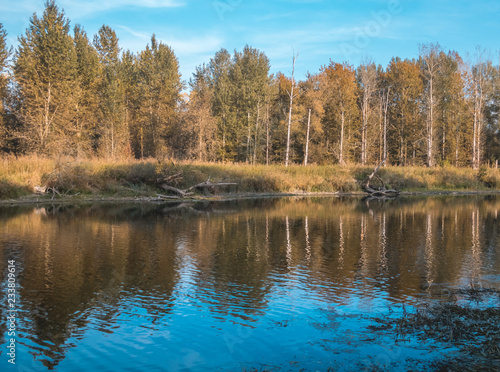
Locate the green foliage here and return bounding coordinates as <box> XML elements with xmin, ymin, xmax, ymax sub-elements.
<box><xmin>13</xmin><ymin>0</ymin><xmax>78</xmax><ymax>154</ymax></box>
<box><xmin>133</xmin><ymin>35</ymin><xmax>183</xmax><ymax>158</ymax></box>
<box><xmin>1</xmin><ymin>0</ymin><xmax>500</xmax><ymax>171</ymax></box>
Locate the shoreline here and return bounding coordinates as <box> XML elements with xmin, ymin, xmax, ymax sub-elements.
<box><xmin>2</xmin><ymin>189</ymin><xmax>500</xmax><ymax>206</ymax></box>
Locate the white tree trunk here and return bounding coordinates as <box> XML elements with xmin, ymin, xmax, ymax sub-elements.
<box><xmin>304</xmin><ymin>108</ymin><xmax>311</xmax><ymax>166</ymax></box>
<box><xmin>285</xmin><ymin>53</ymin><xmax>297</xmax><ymax>167</ymax></box>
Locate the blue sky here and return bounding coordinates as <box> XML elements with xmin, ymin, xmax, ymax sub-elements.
<box><xmin>1</xmin><ymin>0</ymin><xmax>499</xmax><ymax>84</ymax></box>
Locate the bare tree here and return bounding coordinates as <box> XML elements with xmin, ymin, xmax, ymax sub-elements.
<box><xmin>285</xmin><ymin>51</ymin><xmax>298</xmax><ymax>167</ymax></box>
<box><xmin>420</xmin><ymin>43</ymin><xmax>442</xmax><ymax>167</ymax></box>
<box><xmin>304</xmin><ymin>108</ymin><xmax>311</xmax><ymax>166</ymax></box>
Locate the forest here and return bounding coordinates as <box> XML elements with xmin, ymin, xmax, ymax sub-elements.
<box><xmin>0</xmin><ymin>0</ymin><xmax>499</xmax><ymax>169</ymax></box>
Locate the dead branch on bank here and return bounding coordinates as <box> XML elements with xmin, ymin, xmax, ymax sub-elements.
<box><xmin>361</xmin><ymin>160</ymin><xmax>400</xmax><ymax>198</ymax></box>
<box><xmin>157</xmin><ymin>176</ymin><xmax>238</xmax><ymax>200</ymax></box>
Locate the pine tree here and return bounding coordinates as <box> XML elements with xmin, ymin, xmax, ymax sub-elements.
<box><xmin>93</xmin><ymin>25</ymin><xmax>128</xmax><ymax>158</ymax></box>
<box><xmin>135</xmin><ymin>35</ymin><xmax>182</xmax><ymax>158</ymax></box>
<box><xmin>13</xmin><ymin>0</ymin><xmax>78</xmax><ymax>154</ymax></box>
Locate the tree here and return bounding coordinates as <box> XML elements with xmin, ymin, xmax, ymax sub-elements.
<box><xmin>357</xmin><ymin>60</ymin><xmax>378</xmax><ymax>164</ymax></box>
<box><xmin>230</xmin><ymin>45</ymin><xmax>270</xmax><ymax>163</ymax></box>
<box><xmin>385</xmin><ymin>58</ymin><xmax>424</xmax><ymax>165</ymax></box>
<box><xmin>72</xmin><ymin>24</ymin><xmax>99</xmax><ymax>157</ymax></box>
<box><xmin>184</xmin><ymin>64</ymin><xmax>217</xmax><ymax>161</ymax></box>
<box><xmin>321</xmin><ymin>61</ymin><xmax>359</xmax><ymax>165</ymax></box>
<box><xmin>435</xmin><ymin>51</ymin><xmax>470</xmax><ymax>166</ymax></box>
<box><xmin>134</xmin><ymin>35</ymin><xmax>182</xmax><ymax>158</ymax></box>
<box><xmin>464</xmin><ymin>49</ymin><xmax>494</xmax><ymax>169</ymax></box>
<box><xmin>296</xmin><ymin>72</ymin><xmax>324</xmax><ymax>165</ymax></box>
<box><xmin>93</xmin><ymin>25</ymin><xmax>128</xmax><ymax>158</ymax></box>
<box><xmin>420</xmin><ymin>43</ymin><xmax>442</xmax><ymax>167</ymax></box>
<box><xmin>0</xmin><ymin>23</ymin><xmax>11</xmax><ymax>151</ymax></box>
<box><xmin>13</xmin><ymin>0</ymin><xmax>78</xmax><ymax>154</ymax></box>
<box><xmin>285</xmin><ymin>52</ymin><xmax>298</xmax><ymax>167</ymax></box>
<box><xmin>209</xmin><ymin>48</ymin><xmax>234</xmax><ymax>161</ymax></box>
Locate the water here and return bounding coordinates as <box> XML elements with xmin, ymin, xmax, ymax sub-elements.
<box><xmin>0</xmin><ymin>196</ymin><xmax>499</xmax><ymax>371</ymax></box>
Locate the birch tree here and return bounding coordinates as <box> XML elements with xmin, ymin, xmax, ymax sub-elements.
<box><xmin>285</xmin><ymin>52</ymin><xmax>298</xmax><ymax>167</ymax></box>
<box><xmin>420</xmin><ymin>43</ymin><xmax>442</xmax><ymax>167</ymax></box>
<box><xmin>357</xmin><ymin>60</ymin><xmax>378</xmax><ymax>164</ymax></box>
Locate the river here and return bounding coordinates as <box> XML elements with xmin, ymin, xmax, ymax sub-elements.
<box><xmin>0</xmin><ymin>196</ymin><xmax>499</xmax><ymax>371</ymax></box>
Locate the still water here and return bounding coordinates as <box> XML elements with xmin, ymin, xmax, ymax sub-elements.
<box><xmin>0</xmin><ymin>196</ymin><xmax>499</xmax><ymax>371</ymax></box>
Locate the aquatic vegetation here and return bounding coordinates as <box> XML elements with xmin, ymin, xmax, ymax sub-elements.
<box><xmin>371</xmin><ymin>288</ymin><xmax>500</xmax><ymax>371</ymax></box>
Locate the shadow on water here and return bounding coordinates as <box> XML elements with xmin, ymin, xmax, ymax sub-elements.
<box><xmin>0</xmin><ymin>195</ymin><xmax>499</xmax><ymax>371</ymax></box>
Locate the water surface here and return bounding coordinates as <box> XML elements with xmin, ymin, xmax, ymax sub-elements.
<box><xmin>1</xmin><ymin>196</ymin><xmax>499</xmax><ymax>371</ymax></box>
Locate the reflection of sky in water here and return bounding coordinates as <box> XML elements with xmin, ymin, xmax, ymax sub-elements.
<box><xmin>0</xmin><ymin>197</ymin><xmax>499</xmax><ymax>371</ymax></box>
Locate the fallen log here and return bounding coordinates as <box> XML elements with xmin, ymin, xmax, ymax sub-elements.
<box><xmin>158</xmin><ymin>184</ymin><xmax>194</xmax><ymax>198</ymax></box>
<box><xmin>159</xmin><ymin>176</ymin><xmax>237</xmax><ymax>198</ymax></box>
<box><xmin>184</xmin><ymin>179</ymin><xmax>238</xmax><ymax>194</ymax></box>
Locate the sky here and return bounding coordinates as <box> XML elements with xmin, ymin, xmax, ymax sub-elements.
<box><xmin>1</xmin><ymin>0</ymin><xmax>499</xmax><ymax>86</ymax></box>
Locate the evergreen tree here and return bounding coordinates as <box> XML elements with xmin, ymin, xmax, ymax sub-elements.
<box><xmin>135</xmin><ymin>35</ymin><xmax>182</xmax><ymax>158</ymax></box>
<box><xmin>93</xmin><ymin>25</ymin><xmax>128</xmax><ymax>158</ymax></box>
<box><xmin>13</xmin><ymin>0</ymin><xmax>78</xmax><ymax>154</ymax></box>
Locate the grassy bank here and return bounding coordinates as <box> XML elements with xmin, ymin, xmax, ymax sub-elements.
<box><xmin>1</xmin><ymin>155</ymin><xmax>500</xmax><ymax>200</ymax></box>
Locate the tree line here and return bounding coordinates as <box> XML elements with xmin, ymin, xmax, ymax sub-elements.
<box><xmin>0</xmin><ymin>0</ymin><xmax>499</xmax><ymax>168</ymax></box>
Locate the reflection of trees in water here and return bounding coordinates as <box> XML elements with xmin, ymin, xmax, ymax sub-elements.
<box><xmin>0</xmin><ymin>196</ymin><xmax>499</xmax><ymax>367</ymax></box>
<box><xmin>0</xmin><ymin>206</ymin><xmax>181</xmax><ymax>369</ymax></box>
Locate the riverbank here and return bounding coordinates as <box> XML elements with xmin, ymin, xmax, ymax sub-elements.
<box><xmin>1</xmin><ymin>156</ymin><xmax>500</xmax><ymax>202</ymax></box>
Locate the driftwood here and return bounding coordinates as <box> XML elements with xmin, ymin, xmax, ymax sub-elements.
<box><xmin>361</xmin><ymin>160</ymin><xmax>400</xmax><ymax>198</ymax></box>
<box><xmin>158</xmin><ymin>177</ymin><xmax>237</xmax><ymax>199</ymax></box>
<box><xmin>34</xmin><ymin>185</ymin><xmax>47</xmax><ymax>194</ymax></box>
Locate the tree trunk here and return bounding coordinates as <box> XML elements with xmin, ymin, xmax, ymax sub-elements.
<box><xmin>427</xmin><ymin>77</ymin><xmax>434</xmax><ymax>167</ymax></box>
<box><xmin>361</xmin><ymin>92</ymin><xmax>368</xmax><ymax>165</ymax></box>
<box><xmin>266</xmin><ymin>104</ymin><xmax>270</xmax><ymax>166</ymax></box>
<box><xmin>253</xmin><ymin>103</ymin><xmax>260</xmax><ymax>165</ymax></box>
<box><xmin>285</xmin><ymin>53</ymin><xmax>297</xmax><ymax>167</ymax></box>
<box><xmin>339</xmin><ymin>110</ymin><xmax>345</xmax><ymax>165</ymax></box>
<box><xmin>246</xmin><ymin>112</ymin><xmax>251</xmax><ymax>163</ymax></box>
<box><xmin>383</xmin><ymin>88</ymin><xmax>390</xmax><ymax>167</ymax></box>
<box><xmin>304</xmin><ymin>108</ymin><xmax>311</xmax><ymax>166</ymax></box>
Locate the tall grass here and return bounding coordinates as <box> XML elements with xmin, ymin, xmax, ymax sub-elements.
<box><xmin>0</xmin><ymin>155</ymin><xmax>499</xmax><ymax>199</ymax></box>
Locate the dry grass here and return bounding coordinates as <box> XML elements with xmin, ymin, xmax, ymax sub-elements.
<box><xmin>0</xmin><ymin>156</ymin><xmax>499</xmax><ymax>199</ymax></box>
